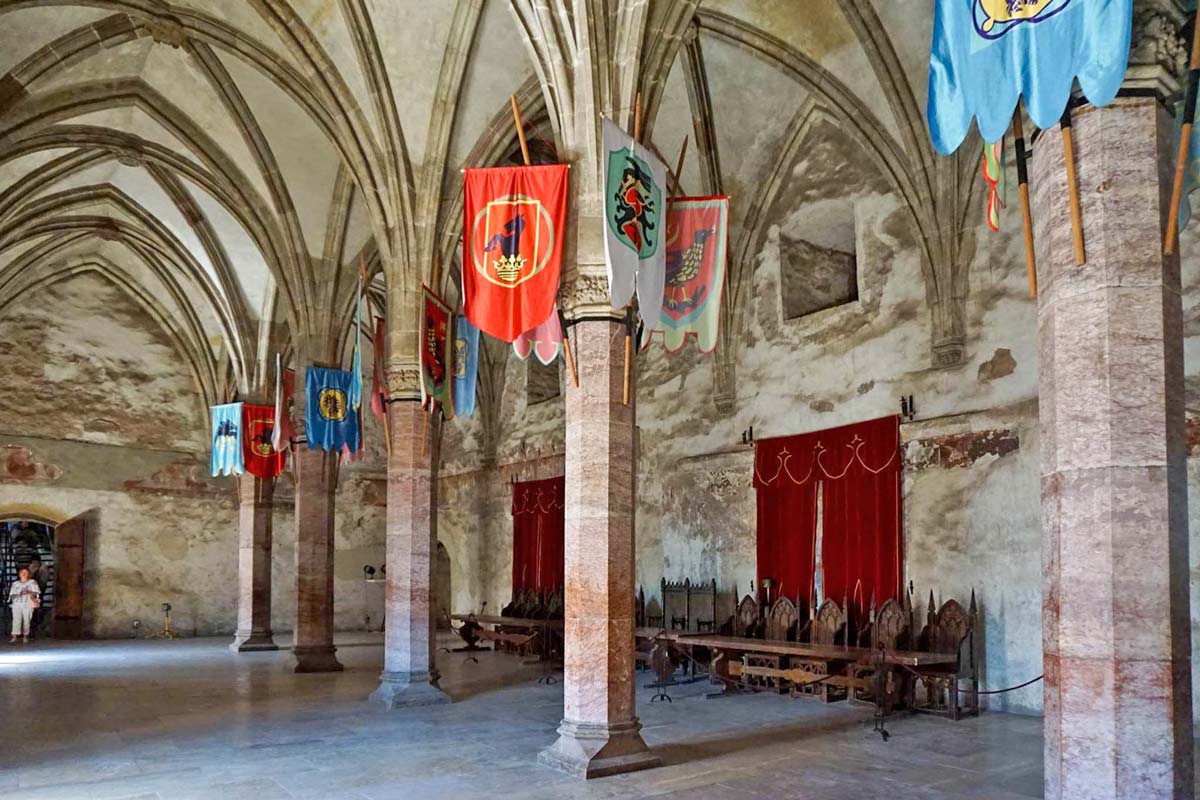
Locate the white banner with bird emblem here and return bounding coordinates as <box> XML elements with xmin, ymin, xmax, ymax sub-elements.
<box><xmin>642</xmin><ymin>196</ymin><xmax>729</xmax><ymax>353</ymax></box>
<box><xmin>602</xmin><ymin>117</ymin><xmax>668</xmax><ymax>326</ymax></box>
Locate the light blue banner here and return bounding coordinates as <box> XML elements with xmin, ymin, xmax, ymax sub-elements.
<box><xmin>453</xmin><ymin>315</ymin><xmax>480</xmax><ymax>418</ymax></box>
<box><xmin>928</xmin><ymin>0</ymin><xmax>1132</xmax><ymax>154</ymax></box>
<box><xmin>210</xmin><ymin>402</ymin><xmax>244</xmax><ymax>477</ymax></box>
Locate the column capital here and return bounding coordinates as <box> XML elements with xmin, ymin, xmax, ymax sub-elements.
<box><xmin>386</xmin><ymin>362</ymin><xmax>421</xmax><ymax>400</ymax></box>
<box><xmin>1126</xmin><ymin>0</ymin><xmax>1188</xmax><ymax>100</ymax></box>
<box><xmin>559</xmin><ymin>272</ymin><xmax>618</xmax><ymax>319</ymax></box>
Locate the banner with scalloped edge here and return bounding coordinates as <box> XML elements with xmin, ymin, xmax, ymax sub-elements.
<box><xmin>928</xmin><ymin>0</ymin><xmax>1131</xmax><ymax>154</ymax></box>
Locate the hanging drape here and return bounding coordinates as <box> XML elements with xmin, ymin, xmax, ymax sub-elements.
<box><xmin>754</xmin><ymin>416</ymin><xmax>902</xmax><ymax>621</ymax></box>
<box><xmin>511</xmin><ymin>476</ymin><xmax>565</xmax><ymax>594</ymax></box>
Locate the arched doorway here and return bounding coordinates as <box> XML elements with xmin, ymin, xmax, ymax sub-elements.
<box><xmin>1</xmin><ymin>519</ymin><xmax>55</xmax><ymax>639</ymax></box>
<box><xmin>434</xmin><ymin>542</ymin><xmax>452</xmax><ymax>630</ymax></box>
<box><xmin>0</xmin><ymin>510</ymin><xmax>86</xmax><ymax>639</ymax></box>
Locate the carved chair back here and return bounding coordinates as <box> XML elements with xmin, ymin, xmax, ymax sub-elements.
<box><xmin>810</xmin><ymin>598</ymin><xmax>845</xmax><ymax>645</ymax></box>
<box><xmin>872</xmin><ymin>598</ymin><xmax>910</xmax><ymax>650</ymax></box>
<box><xmin>690</xmin><ymin>579</ymin><xmax>717</xmax><ymax>632</ymax></box>
<box><xmin>928</xmin><ymin>598</ymin><xmax>975</xmax><ymax>670</ymax></box>
<box><xmin>765</xmin><ymin>596</ymin><xmax>799</xmax><ymax>641</ymax></box>
<box><xmin>737</xmin><ymin>594</ymin><xmax>759</xmax><ymax>637</ymax></box>
<box><xmin>662</xmin><ymin>578</ymin><xmax>690</xmax><ymax>630</ymax></box>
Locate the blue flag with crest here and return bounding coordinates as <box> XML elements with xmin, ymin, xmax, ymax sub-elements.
<box><xmin>305</xmin><ymin>367</ymin><xmax>361</xmax><ymax>453</ymax></box>
<box><xmin>210</xmin><ymin>402</ymin><xmax>244</xmax><ymax>477</ymax></box>
<box><xmin>453</xmin><ymin>315</ymin><xmax>480</xmax><ymax>418</ymax></box>
<box><xmin>928</xmin><ymin>0</ymin><xmax>1132</xmax><ymax>154</ymax></box>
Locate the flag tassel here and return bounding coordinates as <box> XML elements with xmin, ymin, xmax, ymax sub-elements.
<box><xmin>1012</xmin><ymin>108</ymin><xmax>1037</xmax><ymax>297</ymax></box>
<box><xmin>1059</xmin><ymin>108</ymin><xmax>1086</xmax><ymax>265</ymax></box>
<box><xmin>1166</xmin><ymin>15</ymin><xmax>1200</xmax><ymax>255</ymax></box>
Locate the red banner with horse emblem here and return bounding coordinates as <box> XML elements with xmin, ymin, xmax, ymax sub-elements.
<box><xmin>420</xmin><ymin>285</ymin><xmax>454</xmax><ymax>419</ymax></box>
<box><xmin>242</xmin><ymin>403</ymin><xmax>285</xmax><ymax>479</ymax></box>
<box><xmin>462</xmin><ymin>164</ymin><xmax>569</xmax><ymax>342</ymax></box>
<box><xmin>643</xmin><ymin>196</ymin><xmax>729</xmax><ymax>353</ymax></box>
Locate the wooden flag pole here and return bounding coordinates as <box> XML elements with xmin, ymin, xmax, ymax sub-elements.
<box><xmin>672</xmin><ymin>135</ymin><xmax>689</xmax><ymax>197</ymax></box>
<box><xmin>511</xmin><ymin>94</ymin><xmax>531</xmax><ymax>166</ymax></box>
<box><xmin>559</xmin><ymin>308</ymin><xmax>579</xmax><ymax>388</ymax></box>
<box><xmin>420</xmin><ymin>405</ymin><xmax>429</xmax><ymax>457</ymax></box>
<box><xmin>633</xmin><ymin>92</ymin><xmax>643</xmax><ymax>143</ymax></box>
<box><xmin>1059</xmin><ymin>108</ymin><xmax>1086</xmax><ymax>265</ymax></box>
<box><xmin>1166</xmin><ymin>13</ymin><xmax>1200</xmax><ymax>255</ymax></box>
<box><xmin>622</xmin><ymin>307</ymin><xmax>633</xmax><ymax>406</ymax></box>
<box><xmin>620</xmin><ymin>93</ymin><xmax>644</xmax><ymax>406</ymax></box>
<box><xmin>1011</xmin><ymin>109</ymin><xmax>1038</xmax><ymax>297</ymax></box>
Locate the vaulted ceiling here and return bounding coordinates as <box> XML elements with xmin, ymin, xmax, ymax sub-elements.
<box><xmin>0</xmin><ymin>0</ymin><xmax>947</xmax><ymax>414</ymax></box>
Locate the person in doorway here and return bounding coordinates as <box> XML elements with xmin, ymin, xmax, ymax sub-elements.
<box><xmin>9</xmin><ymin>566</ymin><xmax>40</xmax><ymax>643</ymax></box>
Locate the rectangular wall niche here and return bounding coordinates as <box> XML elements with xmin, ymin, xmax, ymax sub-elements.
<box><xmin>526</xmin><ymin>360</ymin><xmax>561</xmax><ymax>405</ymax></box>
<box><xmin>779</xmin><ymin>234</ymin><xmax>858</xmax><ymax>320</ymax></box>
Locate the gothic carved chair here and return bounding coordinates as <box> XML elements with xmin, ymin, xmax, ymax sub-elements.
<box><xmin>912</xmin><ymin>592</ymin><xmax>979</xmax><ymax>720</ymax></box>
<box><xmin>791</xmin><ymin>598</ymin><xmax>848</xmax><ymax>702</ymax></box>
<box><xmin>765</xmin><ymin>596</ymin><xmax>799</xmax><ymax>641</ymax></box>
<box><xmin>849</xmin><ymin>596</ymin><xmax>912</xmax><ymax>707</ymax></box>
<box><xmin>662</xmin><ymin>578</ymin><xmax>690</xmax><ymax>631</ymax></box>
<box><xmin>690</xmin><ymin>578</ymin><xmax>717</xmax><ymax>633</ymax></box>
<box><xmin>735</xmin><ymin>594</ymin><xmax>760</xmax><ymax>638</ymax></box>
<box><xmin>739</xmin><ymin>597</ymin><xmax>801</xmax><ymax>693</ymax></box>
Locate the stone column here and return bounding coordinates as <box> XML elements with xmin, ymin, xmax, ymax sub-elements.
<box><xmin>369</xmin><ymin>396</ymin><xmax>449</xmax><ymax>707</ymax></box>
<box><xmin>292</xmin><ymin>443</ymin><xmax>342</xmax><ymax>672</ymax></box>
<box><xmin>230</xmin><ymin>473</ymin><xmax>277</xmax><ymax>652</ymax></box>
<box><xmin>538</xmin><ymin>315</ymin><xmax>659</xmax><ymax>779</ymax></box>
<box><xmin>1034</xmin><ymin>96</ymin><xmax>1192</xmax><ymax>798</ymax></box>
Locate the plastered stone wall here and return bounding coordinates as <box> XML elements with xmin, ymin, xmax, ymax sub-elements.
<box><xmin>0</xmin><ymin>272</ymin><xmax>387</xmax><ymax>639</ymax></box>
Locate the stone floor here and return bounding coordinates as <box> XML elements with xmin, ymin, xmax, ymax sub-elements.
<box><xmin>0</xmin><ymin>633</ymin><xmax>1046</xmax><ymax>799</ymax></box>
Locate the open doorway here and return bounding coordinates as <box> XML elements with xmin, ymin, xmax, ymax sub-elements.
<box><xmin>1</xmin><ymin>520</ymin><xmax>55</xmax><ymax>639</ymax></box>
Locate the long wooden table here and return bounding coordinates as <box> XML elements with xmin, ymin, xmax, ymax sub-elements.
<box><xmin>661</xmin><ymin>634</ymin><xmax>958</xmax><ymax>697</ymax></box>
<box><xmin>450</xmin><ymin>614</ymin><xmax>563</xmax><ymax>656</ymax></box>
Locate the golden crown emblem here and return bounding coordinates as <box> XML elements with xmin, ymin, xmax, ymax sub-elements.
<box><xmin>493</xmin><ymin>253</ymin><xmax>526</xmax><ymax>283</ymax></box>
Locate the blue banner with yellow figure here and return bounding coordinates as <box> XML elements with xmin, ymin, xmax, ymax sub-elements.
<box><xmin>453</xmin><ymin>315</ymin><xmax>480</xmax><ymax>418</ymax></box>
<box><xmin>928</xmin><ymin>0</ymin><xmax>1132</xmax><ymax>154</ymax></box>
<box><xmin>305</xmin><ymin>367</ymin><xmax>361</xmax><ymax>453</ymax></box>
<box><xmin>210</xmin><ymin>402</ymin><xmax>244</xmax><ymax>477</ymax></box>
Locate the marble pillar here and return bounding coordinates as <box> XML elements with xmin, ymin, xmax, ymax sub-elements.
<box><xmin>292</xmin><ymin>445</ymin><xmax>342</xmax><ymax>673</ymax></box>
<box><xmin>1034</xmin><ymin>97</ymin><xmax>1192</xmax><ymax>799</ymax></box>
<box><xmin>230</xmin><ymin>473</ymin><xmax>277</xmax><ymax>652</ymax></box>
<box><xmin>369</xmin><ymin>399</ymin><xmax>449</xmax><ymax>707</ymax></box>
<box><xmin>538</xmin><ymin>318</ymin><xmax>659</xmax><ymax>779</ymax></box>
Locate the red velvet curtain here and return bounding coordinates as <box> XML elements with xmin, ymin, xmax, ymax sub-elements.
<box><xmin>511</xmin><ymin>476</ymin><xmax>565</xmax><ymax>593</ymax></box>
<box><xmin>754</xmin><ymin>416</ymin><xmax>902</xmax><ymax>620</ymax></box>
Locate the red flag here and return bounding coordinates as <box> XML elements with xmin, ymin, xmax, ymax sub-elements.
<box><xmin>242</xmin><ymin>404</ymin><xmax>285</xmax><ymax>479</ymax></box>
<box><xmin>462</xmin><ymin>164</ymin><xmax>569</xmax><ymax>342</ymax></box>
<box><xmin>370</xmin><ymin>316</ymin><xmax>388</xmax><ymax>423</ymax></box>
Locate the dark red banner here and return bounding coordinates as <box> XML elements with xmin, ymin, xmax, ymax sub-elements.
<box><xmin>242</xmin><ymin>403</ymin><xmax>285</xmax><ymax>479</ymax></box>
<box><xmin>462</xmin><ymin>164</ymin><xmax>568</xmax><ymax>342</ymax></box>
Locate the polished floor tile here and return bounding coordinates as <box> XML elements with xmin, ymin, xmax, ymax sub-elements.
<box><xmin>0</xmin><ymin>633</ymin><xmax>1054</xmax><ymax>799</ymax></box>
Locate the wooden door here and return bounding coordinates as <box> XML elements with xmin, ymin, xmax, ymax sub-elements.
<box><xmin>53</xmin><ymin>514</ymin><xmax>85</xmax><ymax>638</ymax></box>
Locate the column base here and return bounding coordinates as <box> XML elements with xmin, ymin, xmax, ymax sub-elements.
<box><xmin>292</xmin><ymin>645</ymin><xmax>343</xmax><ymax>673</ymax></box>
<box><xmin>229</xmin><ymin>630</ymin><xmax>278</xmax><ymax>653</ymax></box>
<box><xmin>369</xmin><ymin>670</ymin><xmax>451</xmax><ymax>708</ymax></box>
<box><xmin>538</xmin><ymin>719</ymin><xmax>660</xmax><ymax>779</ymax></box>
